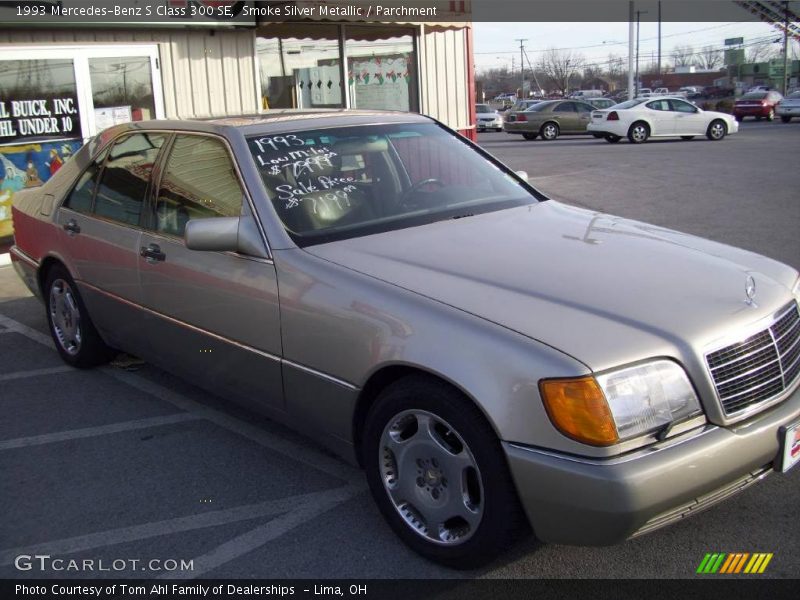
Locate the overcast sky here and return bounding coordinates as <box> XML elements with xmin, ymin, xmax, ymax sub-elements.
<box><xmin>473</xmin><ymin>21</ymin><xmax>789</xmax><ymax>72</ymax></box>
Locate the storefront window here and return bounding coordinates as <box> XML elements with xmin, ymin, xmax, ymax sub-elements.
<box><xmin>89</xmin><ymin>57</ymin><xmax>157</xmax><ymax>128</ymax></box>
<box><xmin>0</xmin><ymin>59</ymin><xmax>83</xmax><ymax>239</ymax></box>
<box><xmin>257</xmin><ymin>26</ymin><xmax>343</xmax><ymax>109</ymax></box>
<box><xmin>345</xmin><ymin>27</ymin><xmax>418</xmax><ymax>112</ymax></box>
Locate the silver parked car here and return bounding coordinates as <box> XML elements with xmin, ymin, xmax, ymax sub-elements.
<box><xmin>776</xmin><ymin>90</ymin><xmax>800</xmax><ymax>123</ymax></box>
<box><xmin>10</xmin><ymin>112</ymin><xmax>800</xmax><ymax>568</ymax></box>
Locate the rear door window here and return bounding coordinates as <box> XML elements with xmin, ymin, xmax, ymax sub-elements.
<box><xmin>62</xmin><ymin>148</ymin><xmax>108</xmax><ymax>214</ymax></box>
<box><xmin>93</xmin><ymin>132</ymin><xmax>166</xmax><ymax>226</ymax></box>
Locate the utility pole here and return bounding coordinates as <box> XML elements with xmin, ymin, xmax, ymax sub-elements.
<box><xmin>782</xmin><ymin>1</ymin><xmax>790</xmax><ymax>95</ymax></box>
<box><xmin>516</xmin><ymin>38</ymin><xmax>528</xmax><ymax>98</ymax></box>
<box><xmin>628</xmin><ymin>1</ymin><xmax>635</xmax><ymax>100</ymax></box>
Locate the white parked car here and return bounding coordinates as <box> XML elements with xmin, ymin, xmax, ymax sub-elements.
<box><xmin>475</xmin><ymin>103</ymin><xmax>503</xmax><ymax>131</ymax></box>
<box><xmin>587</xmin><ymin>97</ymin><xmax>739</xmax><ymax>144</ymax></box>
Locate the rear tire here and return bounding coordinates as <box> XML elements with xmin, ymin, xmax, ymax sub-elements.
<box><xmin>522</xmin><ymin>132</ymin><xmax>538</xmax><ymax>141</ymax></box>
<box><xmin>44</xmin><ymin>265</ymin><xmax>115</xmax><ymax>368</ymax></box>
<box><xmin>627</xmin><ymin>121</ymin><xmax>649</xmax><ymax>143</ymax></box>
<box><xmin>780</xmin><ymin>115</ymin><xmax>790</xmax><ymax>123</ymax></box>
<box><xmin>363</xmin><ymin>375</ymin><xmax>528</xmax><ymax>569</ymax></box>
<box><xmin>540</xmin><ymin>122</ymin><xmax>559</xmax><ymax>141</ymax></box>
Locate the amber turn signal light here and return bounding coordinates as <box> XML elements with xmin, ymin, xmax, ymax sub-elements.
<box><xmin>540</xmin><ymin>377</ymin><xmax>619</xmax><ymax>446</ymax></box>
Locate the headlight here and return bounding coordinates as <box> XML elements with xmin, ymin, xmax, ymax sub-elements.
<box><xmin>793</xmin><ymin>276</ymin><xmax>800</xmax><ymax>304</ymax></box>
<box><xmin>540</xmin><ymin>360</ymin><xmax>702</xmax><ymax>446</ymax></box>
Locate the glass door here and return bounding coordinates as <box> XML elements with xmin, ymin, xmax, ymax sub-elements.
<box><xmin>0</xmin><ymin>45</ymin><xmax>164</xmax><ymax>240</ymax></box>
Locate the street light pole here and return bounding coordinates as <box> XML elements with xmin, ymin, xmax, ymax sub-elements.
<box><xmin>782</xmin><ymin>1</ymin><xmax>790</xmax><ymax>95</ymax></box>
<box><xmin>628</xmin><ymin>1</ymin><xmax>635</xmax><ymax>100</ymax></box>
<box><xmin>635</xmin><ymin>10</ymin><xmax>647</xmax><ymax>96</ymax></box>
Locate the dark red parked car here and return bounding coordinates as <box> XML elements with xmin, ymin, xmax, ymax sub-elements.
<box><xmin>733</xmin><ymin>91</ymin><xmax>784</xmax><ymax>122</ymax></box>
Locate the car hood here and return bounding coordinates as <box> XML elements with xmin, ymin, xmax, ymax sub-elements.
<box><xmin>305</xmin><ymin>201</ymin><xmax>798</xmax><ymax>371</ymax></box>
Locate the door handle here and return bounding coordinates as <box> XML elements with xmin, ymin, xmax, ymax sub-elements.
<box><xmin>140</xmin><ymin>243</ymin><xmax>166</xmax><ymax>263</ymax></box>
<box><xmin>62</xmin><ymin>219</ymin><xmax>80</xmax><ymax>236</ymax></box>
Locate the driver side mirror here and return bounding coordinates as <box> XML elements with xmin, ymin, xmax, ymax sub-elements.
<box><xmin>184</xmin><ymin>215</ymin><xmax>269</xmax><ymax>259</ymax></box>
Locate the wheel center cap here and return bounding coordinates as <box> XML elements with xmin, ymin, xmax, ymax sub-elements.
<box><xmin>425</xmin><ymin>468</ymin><xmax>441</xmax><ymax>485</ymax></box>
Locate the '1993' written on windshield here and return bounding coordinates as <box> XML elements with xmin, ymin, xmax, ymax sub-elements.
<box><xmin>251</xmin><ymin>135</ymin><xmax>359</xmax><ymax>211</ymax></box>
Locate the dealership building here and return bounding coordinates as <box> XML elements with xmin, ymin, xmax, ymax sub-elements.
<box><xmin>0</xmin><ymin>0</ymin><xmax>475</xmax><ymax>242</ymax></box>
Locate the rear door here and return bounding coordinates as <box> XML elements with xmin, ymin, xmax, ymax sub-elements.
<box><xmin>573</xmin><ymin>102</ymin><xmax>594</xmax><ymax>132</ymax></box>
<box><xmin>552</xmin><ymin>102</ymin><xmax>579</xmax><ymax>131</ymax></box>
<box><xmin>54</xmin><ymin>131</ymin><xmax>168</xmax><ymax>356</ymax></box>
<box><xmin>138</xmin><ymin>133</ymin><xmax>284</xmax><ymax>412</ymax></box>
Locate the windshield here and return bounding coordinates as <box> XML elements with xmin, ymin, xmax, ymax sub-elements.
<box><xmin>741</xmin><ymin>92</ymin><xmax>767</xmax><ymax>100</ymax></box>
<box><xmin>476</xmin><ymin>104</ymin><xmax>491</xmax><ymax>113</ymax></box>
<box><xmin>786</xmin><ymin>91</ymin><xmax>800</xmax><ymax>99</ymax></box>
<box><xmin>247</xmin><ymin>123</ymin><xmax>539</xmax><ymax>246</ymax></box>
<box><xmin>613</xmin><ymin>98</ymin><xmax>648</xmax><ymax>109</ymax></box>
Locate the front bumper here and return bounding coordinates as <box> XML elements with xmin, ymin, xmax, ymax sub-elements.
<box><xmin>477</xmin><ymin>119</ymin><xmax>503</xmax><ymax>130</ymax></box>
<box><xmin>504</xmin><ymin>384</ymin><xmax>800</xmax><ymax>546</ymax></box>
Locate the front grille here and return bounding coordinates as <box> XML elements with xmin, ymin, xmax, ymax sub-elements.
<box><xmin>706</xmin><ymin>302</ymin><xmax>800</xmax><ymax>415</ymax></box>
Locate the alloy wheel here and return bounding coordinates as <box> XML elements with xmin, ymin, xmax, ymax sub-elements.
<box><xmin>49</xmin><ymin>278</ymin><xmax>82</xmax><ymax>356</ymax></box>
<box><xmin>379</xmin><ymin>409</ymin><xmax>484</xmax><ymax>546</ymax></box>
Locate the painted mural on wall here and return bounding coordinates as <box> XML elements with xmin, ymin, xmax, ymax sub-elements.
<box><xmin>0</xmin><ymin>139</ymin><xmax>82</xmax><ymax>238</ymax></box>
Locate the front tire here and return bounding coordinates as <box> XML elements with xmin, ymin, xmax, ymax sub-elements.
<box><xmin>540</xmin><ymin>122</ymin><xmax>559</xmax><ymax>141</ymax></box>
<box><xmin>363</xmin><ymin>376</ymin><xmax>527</xmax><ymax>569</ymax></box>
<box><xmin>627</xmin><ymin>121</ymin><xmax>650</xmax><ymax>143</ymax></box>
<box><xmin>706</xmin><ymin>119</ymin><xmax>727</xmax><ymax>141</ymax></box>
<box><xmin>45</xmin><ymin>265</ymin><xmax>115</xmax><ymax>368</ymax></box>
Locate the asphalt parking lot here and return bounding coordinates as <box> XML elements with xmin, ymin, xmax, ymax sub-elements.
<box><xmin>2</xmin><ymin>118</ymin><xmax>799</xmax><ymax>580</ymax></box>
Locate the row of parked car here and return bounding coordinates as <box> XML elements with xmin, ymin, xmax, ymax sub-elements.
<box><xmin>476</xmin><ymin>90</ymin><xmax>800</xmax><ymax>143</ymax></box>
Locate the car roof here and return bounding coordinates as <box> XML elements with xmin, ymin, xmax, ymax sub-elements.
<box><xmin>99</xmin><ymin>110</ymin><xmax>432</xmax><ymax>139</ymax></box>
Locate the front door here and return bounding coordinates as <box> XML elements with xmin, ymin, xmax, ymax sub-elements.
<box><xmin>138</xmin><ymin>133</ymin><xmax>284</xmax><ymax>413</ymax></box>
<box><xmin>669</xmin><ymin>98</ymin><xmax>707</xmax><ymax>135</ymax></box>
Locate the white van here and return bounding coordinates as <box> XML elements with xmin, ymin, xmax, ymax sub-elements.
<box><xmin>570</xmin><ymin>90</ymin><xmax>604</xmax><ymax>99</ymax></box>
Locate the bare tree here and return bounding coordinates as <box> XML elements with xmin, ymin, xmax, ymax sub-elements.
<box><xmin>672</xmin><ymin>45</ymin><xmax>695</xmax><ymax>67</ymax></box>
<box><xmin>746</xmin><ymin>41</ymin><xmax>780</xmax><ymax>63</ymax></box>
<box><xmin>695</xmin><ymin>45</ymin><xmax>723</xmax><ymax>70</ymax></box>
<box><xmin>537</xmin><ymin>47</ymin><xmax>585</xmax><ymax>95</ymax></box>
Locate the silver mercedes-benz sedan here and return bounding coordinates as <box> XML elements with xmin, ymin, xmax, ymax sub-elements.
<box><xmin>10</xmin><ymin>111</ymin><xmax>800</xmax><ymax>568</ymax></box>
